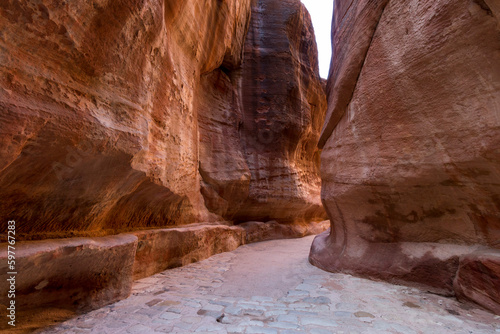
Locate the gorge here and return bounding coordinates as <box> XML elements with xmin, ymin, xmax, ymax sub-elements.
<box><xmin>0</xmin><ymin>0</ymin><xmax>499</xmax><ymax>332</ymax></box>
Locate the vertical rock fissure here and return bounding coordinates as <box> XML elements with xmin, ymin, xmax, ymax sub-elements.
<box><xmin>318</xmin><ymin>0</ymin><xmax>391</xmax><ymax>148</ymax></box>
<box><xmin>343</xmin><ymin>0</ymin><xmax>390</xmax><ymax>128</ymax></box>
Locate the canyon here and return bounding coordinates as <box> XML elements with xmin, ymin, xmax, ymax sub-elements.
<box><xmin>0</xmin><ymin>0</ymin><xmax>327</xmax><ymax>330</ymax></box>
<box><xmin>310</xmin><ymin>0</ymin><xmax>500</xmax><ymax>316</ymax></box>
<box><xmin>0</xmin><ymin>0</ymin><xmax>499</xmax><ymax>332</ymax></box>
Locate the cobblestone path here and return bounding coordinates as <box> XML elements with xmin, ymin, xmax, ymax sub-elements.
<box><xmin>39</xmin><ymin>236</ymin><xmax>500</xmax><ymax>334</ymax></box>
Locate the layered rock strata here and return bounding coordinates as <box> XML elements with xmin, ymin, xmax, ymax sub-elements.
<box><xmin>0</xmin><ymin>0</ymin><xmax>326</xmax><ymax>241</ymax></box>
<box><xmin>310</xmin><ymin>0</ymin><xmax>500</xmax><ymax>314</ymax></box>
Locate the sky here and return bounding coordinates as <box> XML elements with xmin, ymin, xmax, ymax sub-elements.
<box><xmin>300</xmin><ymin>0</ymin><xmax>334</xmax><ymax>78</ymax></box>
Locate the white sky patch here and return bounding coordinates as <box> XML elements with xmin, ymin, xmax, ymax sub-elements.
<box><xmin>301</xmin><ymin>0</ymin><xmax>334</xmax><ymax>79</ymax></box>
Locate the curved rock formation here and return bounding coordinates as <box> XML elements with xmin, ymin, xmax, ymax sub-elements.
<box><xmin>0</xmin><ymin>0</ymin><xmax>326</xmax><ymax>240</ymax></box>
<box><xmin>310</xmin><ymin>0</ymin><xmax>500</xmax><ymax>313</ymax></box>
<box><xmin>0</xmin><ymin>0</ymin><xmax>252</xmax><ymax>238</ymax></box>
<box><xmin>236</xmin><ymin>0</ymin><xmax>326</xmax><ymax>223</ymax></box>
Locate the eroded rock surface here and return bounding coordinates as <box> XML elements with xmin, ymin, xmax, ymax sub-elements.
<box><xmin>0</xmin><ymin>0</ymin><xmax>326</xmax><ymax>240</ymax></box>
<box><xmin>0</xmin><ymin>0</ymin><xmax>252</xmax><ymax>238</ymax></box>
<box><xmin>0</xmin><ymin>234</ymin><xmax>137</xmax><ymax>331</ymax></box>
<box><xmin>310</xmin><ymin>0</ymin><xmax>500</xmax><ymax>313</ymax></box>
<box><xmin>134</xmin><ymin>221</ymin><xmax>329</xmax><ymax>280</ymax></box>
<box><xmin>133</xmin><ymin>225</ymin><xmax>246</xmax><ymax>280</ymax></box>
<box><xmin>0</xmin><ymin>221</ymin><xmax>328</xmax><ymax>332</ymax></box>
<box><xmin>241</xmin><ymin>220</ymin><xmax>329</xmax><ymax>244</ymax></box>
<box><xmin>198</xmin><ymin>0</ymin><xmax>327</xmax><ymax>224</ymax></box>
<box><xmin>454</xmin><ymin>250</ymin><xmax>500</xmax><ymax>315</ymax></box>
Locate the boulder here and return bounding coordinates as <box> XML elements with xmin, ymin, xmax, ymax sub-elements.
<box><xmin>0</xmin><ymin>234</ymin><xmax>137</xmax><ymax>330</ymax></box>
<box><xmin>454</xmin><ymin>250</ymin><xmax>500</xmax><ymax>314</ymax></box>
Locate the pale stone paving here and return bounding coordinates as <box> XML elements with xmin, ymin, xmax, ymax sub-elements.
<box><xmin>38</xmin><ymin>236</ymin><xmax>500</xmax><ymax>334</ymax></box>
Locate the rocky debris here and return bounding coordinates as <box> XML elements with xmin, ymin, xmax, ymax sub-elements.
<box><xmin>310</xmin><ymin>0</ymin><xmax>500</xmax><ymax>314</ymax></box>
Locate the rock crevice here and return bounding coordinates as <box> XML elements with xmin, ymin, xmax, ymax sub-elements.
<box><xmin>318</xmin><ymin>0</ymin><xmax>391</xmax><ymax>148</ymax></box>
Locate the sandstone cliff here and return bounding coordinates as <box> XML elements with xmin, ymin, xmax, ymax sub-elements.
<box><xmin>0</xmin><ymin>0</ymin><xmax>327</xmax><ymax>331</ymax></box>
<box><xmin>199</xmin><ymin>0</ymin><xmax>326</xmax><ymax>223</ymax></box>
<box><xmin>310</xmin><ymin>0</ymin><xmax>500</xmax><ymax>314</ymax></box>
<box><xmin>0</xmin><ymin>0</ymin><xmax>326</xmax><ymax>240</ymax></box>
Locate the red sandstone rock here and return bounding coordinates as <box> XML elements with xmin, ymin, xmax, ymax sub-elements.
<box><xmin>310</xmin><ymin>0</ymin><xmax>500</xmax><ymax>311</ymax></box>
<box><xmin>0</xmin><ymin>219</ymin><xmax>327</xmax><ymax>331</ymax></box>
<box><xmin>242</xmin><ymin>220</ymin><xmax>329</xmax><ymax>244</ymax></box>
<box><xmin>454</xmin><ymin>250</ymin><xmax>500</xmax><ymax>314</ymax></box>
<box><xmin>198</xmin><ymin>0</ymin><xmax>327</xmax><ymax>224</ymax></box>
<box><xmin>0</xmin><ymin>0</ymin><xmax>327</xmax><ymax>330</ymax></box>
<box><xmin>0</xmin><ymin>0</ymin><xmax>251</xmax><ymax>238</ymax></box>
<box><xmin>197</xmin><ymin>68</ymin><xmax>251</xmax><ymax>219</ymax></box>
<box><xmin>0</xmin><ymin>235</ymin><xmax>137</xmax><ymax>322</ymax></box>
<box><xmin>133</xmin><ymin>225</ymin><xmax>245</xmax><ymax>280</ymax></box>
<box><xmin>234</xmin><ymin>0</ymin><xmax>326</xmax><ymax>223</ymax></box>
<box><xmin>0</xmin><ymin>0</ymin><xmax>326</xmax><ymax>240</ymax></box>
<box><xmin>133</xmin><ymin>220</ymin><xmax>329</xmax><ymax>280</ymax></box>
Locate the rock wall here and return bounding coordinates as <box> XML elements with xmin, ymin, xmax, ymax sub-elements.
<box><xmin>199</xmin><ymin>0</ymin><xmax>326</xmax><ymax>223</ymax></box>
<box><xmin>237</xmin><ymin>0</ymin><xmax>326</xmax><ymax>223</ymax></box>
<box><xmin>0</xmin><ymin>0</ymin><xmax>326</xmax><ymax>240</ymax></box>
<box><xmin>310</xmin><ymin>0</ymin><xmax>500</xmax><ymax>314</ymax></box>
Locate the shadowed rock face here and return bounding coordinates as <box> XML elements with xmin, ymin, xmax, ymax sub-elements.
<box><xmin>310</xmin><ymin>0</ymin><xmax>500</xmax><ymax>313</ymax></box>
<box><xmin>0</xmin><ymin>0</ymin><xmax>326</xmax><ymax>240</ymax></box>
<box><xmin>237</xmin><ymin>0</ymin><xmax>326</xmax><ymax>223</ymax></box>
<box><xmin>199</xmin><ymin>0</ymin><xmax>327</xmax><ymax>223</ymax></box>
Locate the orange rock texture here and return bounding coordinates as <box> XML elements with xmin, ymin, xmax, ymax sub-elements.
<box><xmin>0</xmin><ymin>0</ymin><xmax>326</xmax><ymax>240</ymax></box>
<box><xmin>310</xmin><ymin>0</ymin><xmax>500</xmax><ymax>314</ymax></box>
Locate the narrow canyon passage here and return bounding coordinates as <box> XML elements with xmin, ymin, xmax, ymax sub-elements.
<box><xmin>40</xmin><ymin>236</ymin><xmax>499</xmax><ymax>334</ymax></box>
<box><xmin>1</xmin><ymin>0</ymin><xmax>499</xmax><ymax>332</ymax></box>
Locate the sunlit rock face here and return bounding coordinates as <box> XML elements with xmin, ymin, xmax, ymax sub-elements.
<box><xmin>0</xmin><ymin>0</ymin><xmax>326</xmax><ymax>240</ymax></box>
<box><xmin>0</xmin><ymin>0</ymin><xmax>251</xmax><ymax>238</ymax></box>
<box><xmin>310</xmin><ymin>0</ymin><xmax>500</xmax><ymax>313</ymax></box>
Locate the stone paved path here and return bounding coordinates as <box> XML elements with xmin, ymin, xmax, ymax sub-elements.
<box><xmin>39</xmin><ymin>236</ymin><xmax>500</xmax><ymax>334</ymax></box>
